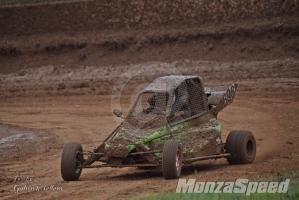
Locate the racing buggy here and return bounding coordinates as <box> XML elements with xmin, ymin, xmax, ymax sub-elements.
<box><xmin>61</xmin><ymin>75</ymin><xmax>256</xmax><ymax>180</ymax></box>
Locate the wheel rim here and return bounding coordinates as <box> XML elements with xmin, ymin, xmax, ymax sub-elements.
<box><xmin>74</xmin><ymin>151</ymin><xmax>82</xmax><ymax>173</ymax></box>
<box><xmin>176</xmin><ymin>149</ymin><xmax>181</xmax><ymax>172</ymax></box>
<box><xmin>246</xmin><ymin>140</ymin><xmax>253</xmax><ymax>156</ymax></box>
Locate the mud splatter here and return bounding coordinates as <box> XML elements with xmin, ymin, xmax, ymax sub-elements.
<box><xmin>105</xmin><ymin>113</ymin><xmax>166</xmax><ymax>157</ymax></box>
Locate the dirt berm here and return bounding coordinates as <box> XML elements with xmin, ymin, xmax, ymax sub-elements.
<box><xmin>0</xmin><ymin>0</ymin><xmax>298</xmax><ymax>35</ymax></box>
<box><xmin>0</xmin><ymin>0</ymin><xmax>299</xmax><ymax>74</ymax></box>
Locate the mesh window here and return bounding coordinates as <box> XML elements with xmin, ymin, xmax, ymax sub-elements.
<box><xmin>169</xmin><ymin>78</ymin><xmax>208</xmax><ymax>122</ymax></box>
<box><xmin>170</xmin><ymin>81</ymin><xmax>190</xmax><ymax>117</ymax></box>
<box><xmin>131</xmin><ymin>92</ymin><xmax>169</xmax><ymax>115</ymax></box>
<box><xmin>186</xmin><ymin>78</ymin><xmax>208</xmax><ymax>115</ymax></box>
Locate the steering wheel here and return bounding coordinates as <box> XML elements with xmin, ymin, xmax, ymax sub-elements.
<box><xmin>150</xmin><ymin>106</ymin><xmax>166</xmax><ymax>115</ymax></box>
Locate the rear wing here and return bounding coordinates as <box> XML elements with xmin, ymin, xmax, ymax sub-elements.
<box><xmin>205</xmin><ymin>83</ymin><xmax>238</xmax><ymax>114</ymax></box>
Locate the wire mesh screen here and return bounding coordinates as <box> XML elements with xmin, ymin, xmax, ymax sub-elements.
<box><xmin>169</xmin><ymin>78</ymin><xmax>208</xmax><ymax>123</ymax></box>
<box><xmin>131</xmin><ymin>92</ymin><xmax>169</xmax><ymax>116</ymax></box>
<box><xmin>129</xmin><ymin>77</ymin><xmax>208</xmax><ymax>124</ymax></box>
<box><xmin>186</xmin><ymin>78</ymin><xmax>208</xmax><ymax>115</ymax></box>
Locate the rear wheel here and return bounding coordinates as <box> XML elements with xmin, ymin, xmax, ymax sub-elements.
<box><xmin>61</xmin><ymin>142</ymin><xmax>83</xmax><ymax>181</ymax></box>
<box><xmin>226</xmin><ymin>130</ymin><xmax>256</xmax><ymax>164</ymax></box>
<box><xmin>162</xmin><ymin>140</ymin><xmax>182</xmax><ymax>179</ymax></box>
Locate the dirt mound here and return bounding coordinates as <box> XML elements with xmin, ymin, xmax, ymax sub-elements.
<box><xmin>1</xmin><ymin>18</ymin><xmax>299</xmax><ymax>74</ymax></box>
<box><xmin>0</xmin><ymin>0</ymin><xmax>298</xmax><ymax>36</ymax></box>
<box><xmin>0</xmin><ymin>1</ymin><xmax>298</xmax><ymax>74</ymax></box>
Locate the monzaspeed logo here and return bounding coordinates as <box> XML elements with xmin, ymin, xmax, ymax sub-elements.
<box><xmin>176</xmin><ymin>178</ymin><xmax>290</xmax><ymax>195</ymax></box>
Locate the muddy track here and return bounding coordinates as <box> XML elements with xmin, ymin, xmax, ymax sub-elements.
<box><xmin>0</xmin><ymin>57</ymin><xmax>299</xmax><ymax>199</ymax></box>
<box><xmin>0</xmin><ymin>93</ymin><xmax>298</xmax><ymax>199</ymax></box>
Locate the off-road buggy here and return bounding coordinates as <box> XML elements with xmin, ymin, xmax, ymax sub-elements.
<box><xmin>61</xmin><ymin>75</ymin><xmax>256</xmax><ymax>181</ymax></box>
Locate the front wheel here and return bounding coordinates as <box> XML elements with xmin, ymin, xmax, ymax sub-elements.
<box><xmin>61</xmin><ymin>142</ymin><xmax>83</xmax><ymax>181</ymax></box>
<box><xmin>225</xmin><ymin>130</ymin><xmax>256</xmax><ymax>164</ymax></box>
<box><xmin>162</xmin><ymin>140</ymin><xmax>182</xmax><ymax>179</ymax></box>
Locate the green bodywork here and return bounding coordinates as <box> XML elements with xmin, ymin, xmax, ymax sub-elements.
<box><xmin>147</xmin><ymin>111</ymin><xmax>221</xmax><ymax>158</ymax></box>
<box><xmin>106</xmin><ymin>110</ymin><xmax>222</xmax><ymax>159</ymax></box>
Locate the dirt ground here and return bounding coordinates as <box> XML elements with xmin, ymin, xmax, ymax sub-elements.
<box><xmin>0</xmin><ymin>2</ymin><xmax>299</xmax><ymax>199</ymax></box>
<box><xmin>0</xmin><ymin>58</ymin><xmax>298</xmax><ymax>199</ymax></box>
